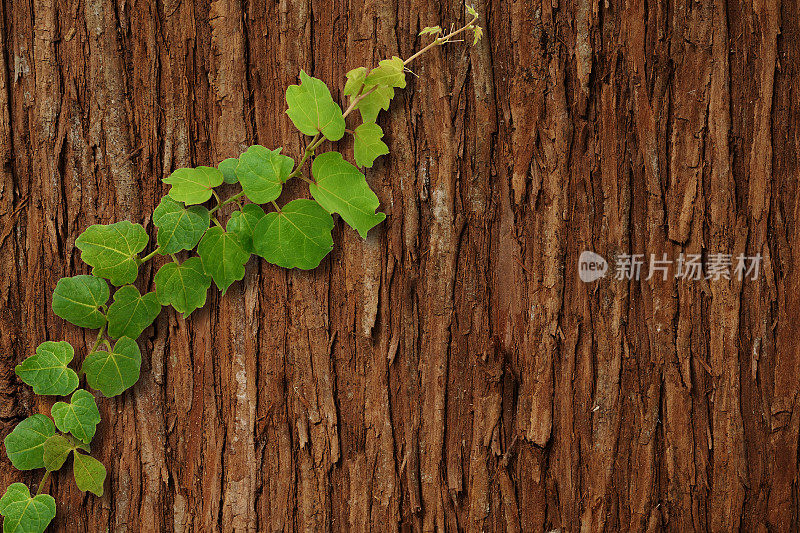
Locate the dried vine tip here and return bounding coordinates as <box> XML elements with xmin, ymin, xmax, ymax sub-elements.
<box><xmin>472</xmin><ymin>25</ymin><xmax>483</xmax><ymax>45</ymax></box>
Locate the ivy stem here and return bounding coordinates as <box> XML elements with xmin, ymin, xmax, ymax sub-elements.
<box><xmin>286</xmin><ymin>135</ymin><xmax>321</xmax><ymax>181</ymax></box>
<box><xmin>139</xmin><ymin>247</ymin><xmax>162</xmax><ymax>264</ymax></box>
<box><xmin>212</xmin><ymin>217</ymin><xmax>223</xmax><ymax>228</ymax></box>
<box><xmin>89</xmin><ymin>322</ymin><xmax>107</xmax><ymax>356</ymax></box>
<box><xmin>209</xmin><ymin>190</ymin><xmax>245</xmax><ymax>215</ymax></box>
<box><xmin>270</xmin><ymin>201</ymin><xmax>281</xmax><ymax>212</ymax></box>
<box><xmin>403</xmin><ymin>14</ymin><xmax>479</xmax><ymax>66</ymax></box>
<box><xmin>36</xmin><ymin>472</ymin><xmax>50</xmax><ymax>496</ymax></box>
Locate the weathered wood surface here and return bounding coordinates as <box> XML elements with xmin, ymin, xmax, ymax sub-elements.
<box><xmin>1</xmin><ymin>0</ymin><xmax>798</xmax><ymax>530</ymax></box>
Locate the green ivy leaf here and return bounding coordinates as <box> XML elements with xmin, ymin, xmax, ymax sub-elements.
<box><xmin>286</xmin><ymin>71</ymin><xmax>346</xmax><ymax>141</ymax></box>
<box><xmin>154</xmin><ymin>258</ymin><xmax>211</xmax><ymax>315</ymax></box>
<box><xmin>218</xmin><ymin>157</ymin><xmax>239</xmax><ymax>184</ymax></box>
<box><xmin>227</xmin><ymin>204</ymin><xmax>266</xmax><ymax>253</ymax></box>
<box><xmin>15</xmin><ymin>341</ymin><xmax>79</xmax><ymax>396</ymax></box>
<box><xmin>253</xmin><ymin>199</ymin><xmax>334</xmax><ymax>269</ymax></box>
<box><xmin>82</xmin><ymin>337</ymin><xmax>142</xmax><ymax>397</ymax></box>
<box><xmin>152</xmin><ymin>196</ymin><xmax>210</xmax><ymax>254</ymax></box>
<box><xmin>310</xmin><ymin>151</ymin><xmax>386</xmax><ymax>238</ymax></box>
<box><xmin>75</xmin><ymin>221</ymin><xmax>149</xmax><ymax>286</ymax></box>
<box><xmin>353</xmin><ymin>123</ymin><xmax>390</xmax><ymax>168</ymax></box>
<box><xmin>236</xmin><ymin>145</ymin><xmax>293</xmax><ymax>203</ymax></box>
<box><xmin>107</xmin><ymin>285</ymin><xmax>161</xmax><ymax>340</ymax></box>
<box><xmin>355</xmin><ymin>84</ymin><xmax>394</xmax><ymax>124</ymax></box>
<box><xmin>163</xmin><ymin>166</ymin><xmax>224</xmax><ymax>205</ymax></box>
<box><xmin>3</xmin><ymin>415</ymin><xmax>55</xmax><ymax>471</ymax></box>
<box><xmin>42</xmin><ymin>435</ymin><xmax>76</xmax><ymax>472</ymax></box>
<box><xmin>52</xmin><ymin>275</ymin><xmax>109</xmax><ymax>329</ymax></box>
<box><xmin>419</xmin><ymin>25</ymin><xmax>442</xmax><ymax>36</ymax></box>
<box><xmin>344</xmin><ymin>67</ymin><xmax>367</xmax><ymax>97</ymax></box>
<box><xmin>51</xmin><ymin>389</ymin><xmax>101</xmax><ymax>444</ymax></box>
<box><xmin>364</xmin><ymin>56</ymin><xmax>406</xmax><ymax>89</ymax></box>
<box><xmin>0</xmin><ymin>483</ymin><xmax>56</xmax><ymax>533</ymax></box>
<box><xmin>72</xmin><ymin>451</ymin><xmax>106</xmax><ymax>497</ymax></box>
<box><xmin>197</xmin><ymin>227</ymin><xmax>249</xmax><ymax>295</ymax></box>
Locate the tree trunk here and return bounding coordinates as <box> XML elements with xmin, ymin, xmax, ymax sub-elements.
<box><xmin>1</xmin><ymin>0</ymin><xmax>797</xmax><ymax>530</ymax></box>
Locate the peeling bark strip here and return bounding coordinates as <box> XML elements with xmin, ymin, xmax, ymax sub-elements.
<box><xmin>1</xmin><ymin>0</ymin><xmax>798</xmax><ymax>531</ymax></box>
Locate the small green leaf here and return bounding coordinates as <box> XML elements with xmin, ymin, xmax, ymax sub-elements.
<box><xmin>236</xmin><ymin>145</ymin><xmax>294</xmax><ymax>203</ymax></box>
<box><xmin>355</xmin><ymin>84</ymin><xmax>394</xmax><ymax>124</ymax></box>
<box><xmin>75</xmin><ymin>221</ymin><xmax>149</xmax><ymax>286</ymax></box>
<box><xmin>227</xmin><ymin>204</ymin><xmax>266</xmax><ymax>253</ymax></box>
<box><xmin>72</xmin><ymin>451</ymin><xmax>106</xmax><ymax>497</ymax></box>
<box><xmin>310</xmin><ymin>151</ymin><xmax>386</xmax><ymax>238</ymax></box>
<box><xmin>286</xmin><ymin>71</ymin><xmax>346</xmax><ymax>140</ymax></box>
<box><xmin>107</xmin><ymin>285</ymin><xmax>161</xmax><ymax>340</ymax></box>
<box><xmin>152</xmin><ymin>195</ymin><xmax>210</xmax><ymax>254</ymax></box>
<box><xmin>253</xmin><ymin>199</ymin><xmax>334</xmax><ymax>269</ymax></box>
<box><xmin>466</xmin><ymin>4</ymin><xmax>478</xmax><ymax>17</ymax></box>
<box><xmin>3</xmin><ymin>415</ymin><xmax>55</xmax><ymax>471</ymax></box>
<box><xmin>353</xmin><ymin>123</ymin><xmax>390</xmax><ymax>168</ymax></box>
<box><xmin>15</xmin><ymin>341</ymin><xmax>79</xmax><ymax>396</ymax></box>
<box><xmin>154</xmin><ymin>257</ymin><xmax>212</xmax><ymax>315</ymax></box>
<box><xmin>163</xmin><ymin>166</ymin><xmax>224</xmax><ymax>205</ymax></box>
<box><xmin>82</xmin><ymin>336</ymin><xmax>142</xmax><ymax>397</ymax></box>
<box><xmin>0</xmin><ymin>483</ymin><xmax>56</xmax><ymax>533</ymax></box>
<box><xmin>51</xmin><ymin>389</ymin><xmax>101</xmax><ymax>444</ymax></box>
<box><xmin>344</xmin><ymin>67</ymin><xmax>367</xmax><ymax>97</ymax></box>
<box><xmin>218</xmin><ymin>157</ymin><xmax>239</xmax><ymax>184</ymax></box>
<box><xmin>197</xmin><ymin>227</ymin><xmax>249</xmax><ymax>295</ymax></box>
<box><xmin>52</xmin><ymin>275</ymin><xmax>109</xmax><ymax>329</ymax></box>
<box><xmin>42</xmin><ymin>435</ymin><xmax>74</xmax><ymax>472</ymax></box>
<box><xmin>419</xmin><ymin>25</ymin><xmax>442</xmax><ymax>36</ymax></box>
<box><xmin>364</xmin><ymin>56</ymin><xmax>406</xmax><ymax>89</ymax></box>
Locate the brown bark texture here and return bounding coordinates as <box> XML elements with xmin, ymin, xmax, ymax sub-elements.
<box><xmin>0</xmin><ymin>0</ymin><xmax>798</xmax><ymax>530</ymax></box>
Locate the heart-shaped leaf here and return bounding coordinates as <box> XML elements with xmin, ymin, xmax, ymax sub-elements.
<box><xmin>310</xmin><ymin>151</ymin><xmax>386</xmax><ymax>238</ymax></box>
<box><xmin>364</xmin><ymin>56</ymin><xmax>406</xmax><ymax>89</ymax></box>
<box><xmin>51</xmin><ymin>389</ymin><xmax>101</xmax><ymax>444</ymax></box>
<box><xmin>218</xmin><ymin>157</ymin><xmax>240</xmax><ymax>184</ymax></box>
<box><xmin>152</xmin><ymin>195</ymin><xmax>210</xmax><ymax>254</ymax></box>
<box><xmin>163</xmin><ymin>166</ymin><xmax>224</xmax><ymax>205</ymax></box>
<box><xmin>253</xmin><ymin>199</ymin><xmax>334</xmax><ymax>269</ymax></box>
<box><xmin>15</xmin><ymin>341</ymin><xmax>79</xmax><ymax>396</ymax></box>
<box><xmin>72</xmin><ymin>451</ymin><xmax>106</xmax><ymax>497</ymax></box>
<box><xmin>285</xmin><ymin>71</ymin><xmax>345</xmax><ymax>140</ymax></box>
<box><xmin>42</xmin><ymin>435</ymin><xmax>80</xmax><ymax>472</ymax></box>
<box><xmin>82</xmin><ymin>337</ymin><xmax>142</xmax><ymax>397</ymax></box>
<box><xmin>227</xmin><ymin>204</ymin><xmax>266</xmax><ymax>253</ymax></box>
<box><xmin>3</xmin><ymin>414</ymin><xmax>55</xmax><ymax>470</ymax></box>
<box><xmin>52</xmin><ymin>275</ymin><xmax>109</xmax><ymax>329</ymax></box>
<box><xmin>355</xmin><ymin>84</ymin><xmax>393</xmax><ymax>123</ymax></box>
<box><xmin>198</xmin><ymin>227</ymin><xmax>250</xmax><ymax>295</ymax></box>
<box><xmin>75</xmin><ymin>221</ymin><xmax>149</xmax><ymax>286</ymax></box>
<box><xmin>106</xmin><ymin>285</ymin><xmax>161</xmax><ymax>340</ymax></box>
<box><xmin>154</xmin><ymin>258</ymin><xmax>212</xmax><ymax>315</ymax></box>
<box><xmin>236</xmin><ymin>145</ymin><xmax>293</xmax><ymax>203</ymax></box>
<box><xmin>0</xmin><ymin>483</ymin><xmax>56</xmax><ymax>533</ymax></box>
<box><xmin>353</xmin><ymin>123</ymin><xmax>389</xmax><ymax>168</ymax></box>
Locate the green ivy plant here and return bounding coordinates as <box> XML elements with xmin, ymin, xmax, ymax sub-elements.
<box><xmin>1</xmin><ymin>10</ymin><xmax>481</xmax><ymax>532</ymax></box>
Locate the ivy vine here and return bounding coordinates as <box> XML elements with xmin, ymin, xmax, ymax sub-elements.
<box><xmin>0</xmin><ymin>9</ymin><xmax>482</xmax><ymax>532</ymax></box>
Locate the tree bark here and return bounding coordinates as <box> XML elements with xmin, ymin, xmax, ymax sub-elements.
<box><xmin>1</xmin><ymin>0</ymin><xmax>798</xmax><ymax>531</ymax></box>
